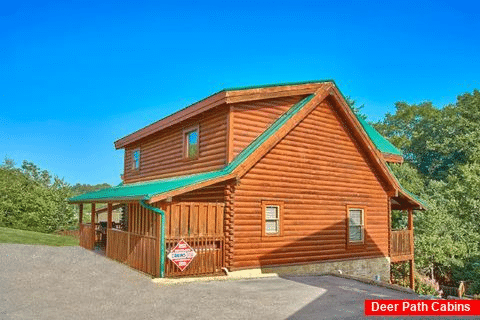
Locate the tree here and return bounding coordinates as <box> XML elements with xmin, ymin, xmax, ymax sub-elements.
<box><xmin>374</xmin><ymin>89</ymin><xmax>480</xmax><ymax>292</ymax></box>
<box><xmin>0</xmin><ymin>158</ymin><xmax>76</xmax><ymax>233</ymax></box>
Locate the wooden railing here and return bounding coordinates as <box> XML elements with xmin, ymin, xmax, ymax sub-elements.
<box><xmin>106</xmin><ymin>229</ymin><xmax>128</xmax><ymax>262</ymax></box>
<box><xmin>165</xmin><ymin>236</ymin><xmax>225</xmax><ymax>277</ymax></box>
<box><xmin>390</xmin><ymin>229</ymin><xmax>413</xmax><ymax>262</ymax></box>
<box><xmin>79</xmin><ymin>224</ymin><xmax>94</xmax><ymax>250</ymax></box>
<box><xmin>106</xmin><ymin>229</ymin><xmax>158</xmax><ymax>277</ymax></box>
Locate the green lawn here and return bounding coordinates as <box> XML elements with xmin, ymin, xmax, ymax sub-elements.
<box><xmin>0</xmin><ymin>227</ymin><xmax>79</xmax><ymax>246</ymax></box>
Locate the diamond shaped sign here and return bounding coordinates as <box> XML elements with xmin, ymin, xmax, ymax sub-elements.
<box><xmin>167</xmin><ymin>239</ymin><xmax>197</xmax><ymax>271</ymax></box>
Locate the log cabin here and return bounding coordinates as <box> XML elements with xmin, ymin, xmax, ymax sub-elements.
<box><xmin>69</xmin><ymin>80</ymin><xmax>425</xmax><ymax>288</ymax></box>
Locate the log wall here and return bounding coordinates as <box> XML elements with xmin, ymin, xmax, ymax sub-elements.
<box><xmin>123</xmin><ymin>105</ymin><xmax>228</xmax><ymax>183</ymax></box>
<box><xmin>233</xmin><ymin>100</ymin><xmax>389</xmax><ymax>269</ymax></box>
<box><xmin>230</xmin><ymin>95</ymin><xmax>307</xmax><ymax>159</ymax></box>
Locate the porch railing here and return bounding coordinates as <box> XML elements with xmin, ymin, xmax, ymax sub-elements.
<box><xmin>79</xmin><ymin>224</ymin><xmax>94</xmax><ymax>250</ymax></box>
<box><xmin>165</xmin><ymin>235</ymin><xmax>225</xmax><ymax>277</ymax></box>
<box><xmin>390</xmin><ymin>229</ymin><xmax>413</xmax><ymax>262</ymax></box>
<box><xmin>106</xmin><ymin>229</ymin><xmax>158</xmax><ymax>277</ymax></box>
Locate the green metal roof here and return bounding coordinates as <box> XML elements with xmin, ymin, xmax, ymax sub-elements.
<box><xmin>69</xmin><ymin>95</ymin><xmax>315</xmax><ymax>203</ymax></box>
<box><xmin>357</xmin><ymin>117</ymin><xmax>403</xmax><ymax>156</ymax></box>
<box><xmin>223</xmin><ymin>79</ymin><xmax>334</xmax><ymax>91</ymax></box>
<box><xmin>71</xmin><ymin>81</ymin><xmax>408</xmax><ymax>204</ymax></box>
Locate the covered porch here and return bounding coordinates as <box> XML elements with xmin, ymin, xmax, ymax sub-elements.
<box><xmin>76</xmin><ymin>200</ymin><xmax>228</xmax><ymax>278</ymax></box>
<box><xmin>389</xmin><ymin>190</ymin><xmax>426</xmax><ymax>290</ymax></box>
<box><xmin>69</xmin><ymin>174</ymin><xmax>236</xmax><ymax>278</ymax></box>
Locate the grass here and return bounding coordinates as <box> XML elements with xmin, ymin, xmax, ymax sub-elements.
<box><xmin>0</xmin><ymin>227</ymin><xmax>79</xmax><ymax>246</ymax></box>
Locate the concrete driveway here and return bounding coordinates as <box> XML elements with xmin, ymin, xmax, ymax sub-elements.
<box><xmin>0</xmin><ymin>244</ymin><xmax>419</xmax><ymax>320</ymax></box>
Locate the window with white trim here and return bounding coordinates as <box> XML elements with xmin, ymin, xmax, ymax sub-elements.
<box><xmin>265</xmin><ymin>205</ymin><xmax>280</xmax><ymax>235</ymax></box>
<box><xmin>348</xmin><ymin>208</ymin><xmax>364</xmax><ymax>242</ymax></box>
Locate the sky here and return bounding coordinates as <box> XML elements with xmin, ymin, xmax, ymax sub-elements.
<box><xmin>1</xmin><ymin>0</ymin><xmax>479</xmax><ymax>186</ymax></box>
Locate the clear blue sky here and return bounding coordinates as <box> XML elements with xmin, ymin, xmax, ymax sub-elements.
<box><xmin>1</xmin><ymin>0</ymin><xmax>479</xmax><ymax>186</ymax></box>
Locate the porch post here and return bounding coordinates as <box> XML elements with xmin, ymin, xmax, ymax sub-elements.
<box><xmin>408</xmin><ymin>208</ymin><xmax>414</xmax><ymax>290</ymax></box>
<box><xmin>91</xmin><ymin>203</ymin><xmax>96</xmax><ymax>249</ymax></box>
<box><xmin>79</xmin><ymin>203</ymin><xmax>83</xmax><ymax>225</ymax></box>
<box><xmin>106</xmin><ymin>203</ymin><xmax>113</xmax><ymax>256</ymax></box>
<box><xmin>107</xmin><ymin>203</ymin><xmax>113</xmax><ymax>229</ymax></box>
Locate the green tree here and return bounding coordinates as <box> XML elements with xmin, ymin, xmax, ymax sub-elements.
<box><xmin>0</xmin><ymin>158</ymin><xmax>76</xmax><ymax>233</ymax></box>
<box><xmin>375</xmin><ymin>89</ymin><xmax>480</xmax><ymax>292</ymax></box>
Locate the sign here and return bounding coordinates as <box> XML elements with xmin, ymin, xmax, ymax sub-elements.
<box><xmin>167</xmin><ymin>239</ymin><xmax>197</xmax><ymax>271</ymax></box>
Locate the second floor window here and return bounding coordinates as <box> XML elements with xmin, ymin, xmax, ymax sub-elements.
<box><xmin>184</xmin><ymin>126</ymin><xmax>199</xmax><ymax>159</ymax></box>
<box><xmin>132</xmin><ymin>149</ymin><xmax>140</xmax><ymax>170</ymax></box>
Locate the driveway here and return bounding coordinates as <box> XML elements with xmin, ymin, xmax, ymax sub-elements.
<box><xmin>1</xmin><ymin>244</ymin><xmax>418</xmax><ymax>319</ymax></box>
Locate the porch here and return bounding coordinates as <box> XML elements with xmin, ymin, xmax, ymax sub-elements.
<box><xmin>77</xmin><ymin>201</ymin><xmax>226</xmax><ymax>278</ymax></box>
<box><xmin>389</xmin><ymin>193</ymin><xmax>420</xmax><ymax>290</ymax></box>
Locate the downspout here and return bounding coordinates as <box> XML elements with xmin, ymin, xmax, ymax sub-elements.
<box><xmin>139</xmin><ymin>200</ymin><xmax>166</xmax><ymax>278</ymax></box>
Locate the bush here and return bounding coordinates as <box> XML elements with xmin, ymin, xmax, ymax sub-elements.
<box><xmin>415</xmin><ymin>274</ymin><xmax>441</xmax><ymax>296</ymax></box>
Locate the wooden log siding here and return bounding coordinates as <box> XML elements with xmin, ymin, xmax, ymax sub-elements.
<box><xmin>232</xmin><ymin>100</ymin><xmax>389</xmax><ymax>269</ymax></box>
<box><xmin>172</xmin><ymin>181</ymin><xmax>227</xmax><ymax>203</ymax></box>
<box><xmin>231</xmin><ymin>95</ymin><xmax>308</xmax><ymax>159</ymax></box>
<box><xmin>123</xmin><ymin>105</ymin><xmax>228</xmax><ymax>183</ymax></box>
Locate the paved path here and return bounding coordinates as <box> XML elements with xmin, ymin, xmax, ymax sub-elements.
<box><xmin>0</xmin><ymin>244</ymin><xmax>419</xmax><ymax>319</ymax></box>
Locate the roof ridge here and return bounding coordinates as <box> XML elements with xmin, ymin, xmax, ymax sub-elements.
<box><xmin>223</xmin><ymin>79</ymin><xmax>335</xmax><ymax>92</ymax></box>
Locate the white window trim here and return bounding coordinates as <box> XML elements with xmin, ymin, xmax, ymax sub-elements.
<box><xmin>348</xmin><ymin>207</ymin><xmax>365</xmax><ymax>244</ymax></box>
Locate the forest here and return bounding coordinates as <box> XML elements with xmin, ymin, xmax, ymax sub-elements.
<box><xmin>1</xmin><ymin>89</ymin><xmax>479</xmax><ymax>294</ymax></box>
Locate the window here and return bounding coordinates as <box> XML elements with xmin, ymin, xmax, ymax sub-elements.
<box><xmin>262</xmin><ymin>201</ymin><xmax>284</xmax><ymax>237</ymax></box>
<box><xmin>132</xmin><ymin>149</ymin><xmax>140</xmax><ymax>170</ymax></box>
<box><xmin>265</xmin><ymin>206</ymin><xmax>280</xmax><ymax>234</ymax></box>
<box><xmin>348</xmin><ymin>208</ymin><xmax>364</xmax><ymax>243</ymax></box>
<box><xmin>183</xmin><ymin>126</ymin><xmax>199</xmax><ymax>159</ymax></box>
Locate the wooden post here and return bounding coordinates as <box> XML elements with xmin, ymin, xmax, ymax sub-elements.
<box><xmin>154</xmin><ymin>204</ymin><xmax>162</xmax><ymax>277</ymax></box>
<box><xmin>106</xmin><ymin>203</ymin><xmax>112</xmax><ymax>256</ymax></box>
<box><xmin>410</xmin><ymin>259</ymin><xmax>415</xmax><ymax>290</ymax></box>
<box><xmin>408</xmin><ymin>208</ymin><xmax>414</xmax><ymax>290</ymax></box>
<box><xmin>79</xmin><ymin>203</ymin><xmax>83</xmax><ymax>225</ymax></box>
<box><xmin>107</xmin><ymin>203</ymin><xmax>113</xmax><ymax>229</ymax></box>
<box><xmin>91</xmin><ymin>203</ymin><xmax>96</xmax><ymax>249</ymax></box>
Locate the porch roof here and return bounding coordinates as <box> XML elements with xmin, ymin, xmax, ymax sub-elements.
<box><xmin>68</xmin><ymin>169</ymin><xmax>230</xmax><ymax>203</ymax></box>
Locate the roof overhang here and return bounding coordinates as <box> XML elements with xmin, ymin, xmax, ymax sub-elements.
<box><xmin>74</xmin><ymin>81</ymin><xmax>425</xmax><ymax>210</ymax></box>
<box><xmin>114</xmin><ymin>81</ymin><xmax>330</xmax><ymax>149</ymax></box>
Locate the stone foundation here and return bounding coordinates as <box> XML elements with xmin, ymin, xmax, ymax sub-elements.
<box><xmin>256</xmin><ymin>256</ymin><xmax>391</xmax><ymax>282</ymax></box>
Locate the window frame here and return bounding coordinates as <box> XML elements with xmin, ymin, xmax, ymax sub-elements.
<box><xmin>261</xmin><ymin>200</ymin><xmax>284</xmax><ymax>238</ymax></box>
<box><xmin>183</xmin><ymin>125</ymin><xmax>200</xmax><ymax>160</ymax></box>
<box><xmin>131</xmin><ymin>148</ymin><xmax>141</xmax><ymax>171</ymax></box>
<box><xmin>346</xmin><ymin>205</ymin><xmax>366</xmax><ymax>246</ymax></box>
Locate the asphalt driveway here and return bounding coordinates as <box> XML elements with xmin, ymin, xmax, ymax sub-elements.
<box><xmin>0</xmin><ymin>244</ymin><xmax>419</xmax><ymax>319</ymax></box>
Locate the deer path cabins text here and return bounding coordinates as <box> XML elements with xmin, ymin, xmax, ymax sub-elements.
<box><xmin>69</xmin><ymin>80</ymin><xmax>424</xmax><ymax>287</ymax></box>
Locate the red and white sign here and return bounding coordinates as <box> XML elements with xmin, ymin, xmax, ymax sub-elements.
<box><xmin>167</xmin><ymin>239</ymin><xmax>197</xmax><ymax>271</ymax></box>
